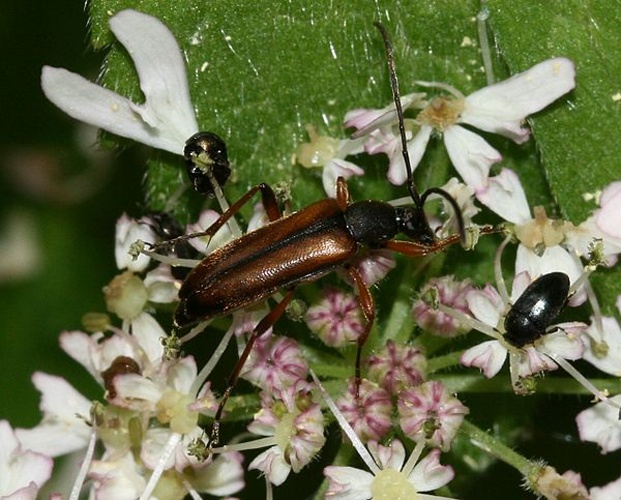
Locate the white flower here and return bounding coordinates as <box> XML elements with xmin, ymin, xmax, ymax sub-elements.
<box><xmin>296</xmin><ymin>125</ymin><xmax>365</xmax><ymax>197</ymax></box>
<box><xmin>590</xmin><ymin>476</ymin><xmax>621</xmax><ymax>500</ymax></box>
<box><xmin>576</xmin><ymin>395</ymin><xmax>621</xmax><ymax>454</ymax></box>
<box><xmin>565</xmin><ymin>181</ymin><xmax>621</xmax><ymax>265</ymax></box>
<box><xmin>15</xmin><ymin>373</ymin><xmax>92</xmax><ymax>457</ymax></box>
<box><xmin>583</xmin><ymin>310</ymin><xmax>621</xmax><ymax>377</ymax></box>
<box><xmin>346</xmin><ymin>58</ymin><xmax>575</xmax><ymax>189</ymax></box>
<box><xmin>0</xmin><ymin>420</ymin><xmax>53</xmax><ymax>499</ymax></box>
<box><xmin>115</xmin><ymin>213</ymin><xmax>158</xmax><ymax>272</ymax></box>
<box><xmin>324</xmin><ymin>441</ymin><xmax>454</xmax><ymax>500</ymax></box>
<box><xmin>41</xmin><ymin>9</ymin><xmax>198</xmax><ymax>156</ymax></box>
<box><xmin>477</xmin><ymin>168</ymin><xmax>585</xmax><ymax>303</ymax></box>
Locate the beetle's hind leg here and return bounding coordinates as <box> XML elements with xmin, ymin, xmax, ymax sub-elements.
<box><xmin>208</xmin><ymin>289</ymin><xmax>296</xmax><ymax>447</ymax></box>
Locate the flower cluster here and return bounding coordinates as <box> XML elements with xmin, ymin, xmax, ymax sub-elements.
<box><xmin>6</xmin><ymin>6</ymin><xmax>621</xmax><ymax>500</ymax></box>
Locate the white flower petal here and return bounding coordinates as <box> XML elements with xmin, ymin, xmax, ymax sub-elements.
<box><xmin>466</xmin><ymin>286</ymin><xmax>503</xmax><ymax>327</ymax></box>
<box><xmin>59</xmin><ymin>330</ymin><xmax>102</xmax><ymax>379</ymax></box>
<box><xmin>595</xmin><ymin>181</ymin><xmax>621</xmax><ymax>238</ymax></box>
<box><xmin>89</xmin><ymin>452</ymin><xmax>146</xmax><ymax>499</ymax></box>
<box><xmin>461</xmin><ymin>340</ymin><xmax>507</xmax><ymax>378</ymax></box>
<box><xmin>568</xmin><ymin>216</ymin><xmax>621</xmax><ymax>264</ymax></box>
<box><xmin>576</xmin><ymin>395</ymin><xmax>621</xmax><ymax>453</ymax></box>
<box><xmin>344</xmin><ymin>93</ymin><xmax>426</xmax><ymax>136</ymax></box>
<box><xmin>405</xmin><ymin>125</ymin><xmax>434</xmax><ymax>179</ymax></box>
<box><xmin>112</xmin><ymin>374</ymin><xmax>162</xmax><ymax>409</ymax></box>
<box><xmin>540</xmin><ymin>329</ymin><xmax>585</xmax><ymax>360</ymax></box>
<box><xmin>368</xmin><ymin>440</ymin><xmax>405</xmax><ymax>471</ymax></box>
<box><xmin>41</xmin><ymin>66</ymin><xmax>182</xmax><ymax>152</ymax></box>
<box><xmin>444</xmin><ymin>125</ymin><xmax>501</xmax><ymax>189</ymax></box>
<box><xmin>462</xmin><ymin>58</ymin><xmax>575</xmax><ymax>143</ymax></box>
<box><xmin>144</xmin><ymin>265</ymin><xmax>179</xmax><ymax>303</ymax></box>
<box><xmin>41</xmin><ymin>10</ymin><xmax>198</xmax><ymax>156</ymax></box>
<box><xmin>248</xmin><ymin>446</ymin><xmax>291</xmax><ymax>486</ymax></box>
<box><xmin>475</xmin><ymin>168</ymin><xmax>531</xmax><ymax>224</ymax></box>
<box><xmin>167</xmin><ymin>356</ymin><xmax>198</xmax><ymax>393</ymax></box>
<box><xmin>590</xmin><ymin>476</ymin><xmax>621</xmax><ymax>499</ymax></box>
<box><xmin>322</xmin><ymin>158</ymin><xmax>364</xmax><ymax>198</ymax></box>
<box><xmin>408</xmin><ymin>449</ymin><xmax>454</xmax><ymax>492</ymax></box>
<box><xmin>15</xmin><ymin>373</ymin><xmax>92</xmax><ymax>456</ymax></box>
<box><xmin>115</xmin><ymin>213</ymin><xmax>156</xmax><ymax>272</ymax></box>
<box><xmin>192</xmin><ymin>451</ymin><xmax>245</xmax><ymax>495</ymax></box>
<box><xmin>141</xmin><ymin>428</ymin><xmax>176</xmax><ymax>470</ymax></box>
<box><xmin>130</xmin><ymin>312</ymin><xmax>166</xmax><ymax>365</ymax></box>
<box><xmin>386</xmin><ymin>125</ymin><xmax>432</xmax><ymax>186</ymax></box>
<box><xmin>583</xmin><ymin>316</ymin><xmax>621</xmax><ymax>376</ymax></box>
<box><xmin>109</xmin><ymin>10</ymin><xmax>198</xmax><ymax>147</ymax></box>
<box><xmin>324</xmin><ymin>465</ymin><xmax>374</xmax><ymax>500</ymax></box>
<box><xmin>0</xmin><ymin>421</ymin><xmax>53</xmax><ymax>498</ymax></box>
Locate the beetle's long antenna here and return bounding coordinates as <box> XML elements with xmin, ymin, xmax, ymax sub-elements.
<box><xmin>375</xmin><ymin>21</ymin><xmax>466</xmax><ymax>244</ymax></box>
<box><xmin>421</xmin><ymin>186</ymin><xmax>466</xmax><ymax>243</ymax></box>
<box><xmin>374</xmin><ymin>21</ymin><xmax>421</xmax><ymax>208</ymax></box>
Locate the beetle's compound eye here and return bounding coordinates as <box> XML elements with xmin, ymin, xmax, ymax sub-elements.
<box><xmin>184</xmin><ymin>131</ymin><xmax>231</xmax><ymax>195</ymax></box>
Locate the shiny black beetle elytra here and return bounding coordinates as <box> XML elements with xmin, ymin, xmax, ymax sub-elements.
<box><xmin>503</xmin><ymin>272</ymin><xmax>571</xmax><ymax>348</ymax></box>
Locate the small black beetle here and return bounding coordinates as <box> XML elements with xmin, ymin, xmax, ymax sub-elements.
<box><xmin>184</xmin><ymin>131</ymin><xmax>231</xmax><ymax>195</ymax></box>
<box><xmin>503</xmin><ymin>272</ymin><xmax>570</xmax><ymax>347</ymax></box>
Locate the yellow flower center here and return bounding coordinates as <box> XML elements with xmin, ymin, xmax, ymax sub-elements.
<box><xmin>514</xmin><ymin>206</ymin><xmax>574</xmax><ymax>255</ymax></box>
<box><xmin>274</xmin><ymin>412</ymin><xmax>297</xmax><ymax>451</ymax></box>
<box><xmin>296</xmin><ymin>125</ymin><xmax>339</xmax><ymax>168</ymax></box>
<box><xmin>371</xmin><ymin>469</ymin><xmax>418</xmax><ymax>500</ymax></box>
<box><xmin>416</xmin><ymin>96</ymin><xmax>464</xmax><ymax>131</ymax></box>
<box><xmin>103</xmin><ymin>271</ymin><xmax>148</xmax><ymax>320</ymax></box>
<box><xmin>156</xmin><ymin>389</ymin><xmax>198</xmax><ymax>434</ymax></box>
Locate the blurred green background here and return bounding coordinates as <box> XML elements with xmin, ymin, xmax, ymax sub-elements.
<box><xmin>0</xmin><ymin>0</ymin><xmax>145</xmax><ymax>424</ymax></box>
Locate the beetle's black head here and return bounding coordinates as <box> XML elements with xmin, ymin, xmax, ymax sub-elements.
<box><xmin>395</xmin><ymin>205</ymin><xmax>436</xmax><ymax>245</ymax></box>
<box><xmin>184</xmin><ymin>131</ymin><xmax>231</xmax><ymax>195</ymax></box>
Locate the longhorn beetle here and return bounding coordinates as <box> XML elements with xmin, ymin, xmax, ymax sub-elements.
<box><xmin>159</xmin><ymin>22</ymin><xmax>491</xmax><ymax>446</ymax></box>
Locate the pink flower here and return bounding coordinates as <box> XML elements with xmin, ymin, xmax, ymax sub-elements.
<box><xmin>398</xmin><ymin>381</ymin><xmax>469</xmax><ymax>451</ymax></box>
<box><xmin>241</xmin><ymin>334</ymin><xmax>308</xmax><ymax>391</ymax></box>
<box><xmin>247</xmin><ymin>381</ymin><xmax>326</xmax><ymax>485</ymax></box>
<box><xmin>305</xmin><ymin>287</ymin><xmax>364</xmax><ymax>348</ymax></box>
<box><xmin>336</xmin><ymin>379</ymin><xmax>392</xmax><ymax>443</ymax></box>
<box><xmin>413</xmin><ymin>275</ymin><xmax>475</xmax><ymax>337</ymax></box>
<box><xmin>365</xmin><ymin>339</ymin><xmax>427</xmax><ymax>396</ymax></box>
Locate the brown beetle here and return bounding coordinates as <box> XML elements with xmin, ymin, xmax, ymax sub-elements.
<box><xmin>163</xmin><ymin>22</ymin><xmax>486</xmax><ymax>446</ymax></box>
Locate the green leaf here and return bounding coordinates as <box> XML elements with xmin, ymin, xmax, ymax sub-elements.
<box><xmin>88</xmin><ymin>0</ymin><xmax>489</xmax><ymax>210</ymax></box>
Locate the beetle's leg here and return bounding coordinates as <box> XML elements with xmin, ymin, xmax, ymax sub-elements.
<box><xmin>208</xmin><ymin>289</ymin><xmax>296</xmax><ymax>447</ymax></box>
<box><xmin>346</xmin><ymin>266</ymin><xmax>375</xmax><ymax>399</ymax></box>
<box><xmin>383</xmin><ymin>234</ymin><xmax>462</xmax><ymax>256</ymax></box>
<box><xmin>335</xmin><ymin>176</ymin><xmax>350</xmax><ymax>211</ymax></box>
<box><xmin>149</xmin><ymin>183</ymin><xmax>281</xmax><ymax>252</ymax></box>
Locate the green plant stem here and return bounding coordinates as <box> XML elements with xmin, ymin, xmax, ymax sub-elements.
<box><xmin>460</xmin><ymin>419</ymin><xmax>535</xmax><ymax>476</ymax></box>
